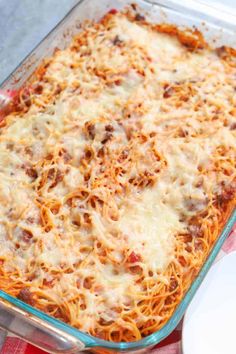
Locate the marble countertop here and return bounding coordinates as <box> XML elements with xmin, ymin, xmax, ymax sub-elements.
<box><xmin>0</xmin><ymin>0</ymin><xmax>77</xmax><ymax>84</ymax></box>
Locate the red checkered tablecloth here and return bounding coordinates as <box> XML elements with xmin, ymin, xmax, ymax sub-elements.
<box><xmin>1</xmin><ymin>226</ymin><xmax>236</xmax><ymax>354</ymax></box>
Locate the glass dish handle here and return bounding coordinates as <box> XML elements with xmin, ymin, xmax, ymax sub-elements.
<box><xmin>0</xmin><ymin>298</ymin><xmax>85</xmax><ymax>353</ymax></box>
<box><xmin>146</xmin><ymin>0</ymin><xmax>236</xmax><ymax>28</ymax></box>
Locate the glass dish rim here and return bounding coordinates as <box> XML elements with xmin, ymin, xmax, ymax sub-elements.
<box><xmin>0</xmin><ymin>0</ymin><xmax>235</xmax><ymax>350</ymax></box>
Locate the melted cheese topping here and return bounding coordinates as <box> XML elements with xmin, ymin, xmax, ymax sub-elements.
<box><xmin>0</xmin><ymin>9</ymin><xmax>235</xmax><ymax>342</ymax></box>
<box><xmin>117</xmin><ymin>188</ymin><xmax>180</xmax><ymax>270</ymax></box>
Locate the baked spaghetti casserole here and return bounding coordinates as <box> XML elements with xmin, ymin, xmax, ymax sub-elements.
<box><xmin>0</xmin><ymin>6</ymin><xmax>235</xmax><ymax>342</ymax></box>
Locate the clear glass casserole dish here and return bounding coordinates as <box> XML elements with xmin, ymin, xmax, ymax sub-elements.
<box><xmin>0</xmin><ymin>0</ymin><xmax>235</xmax><ymax>352</ymax></box>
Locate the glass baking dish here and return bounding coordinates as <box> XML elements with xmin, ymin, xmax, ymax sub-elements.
<box><xmin>0</xmin><ymin>0</ymin><xmax>235</xmax><ymax>352</ymax></box>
